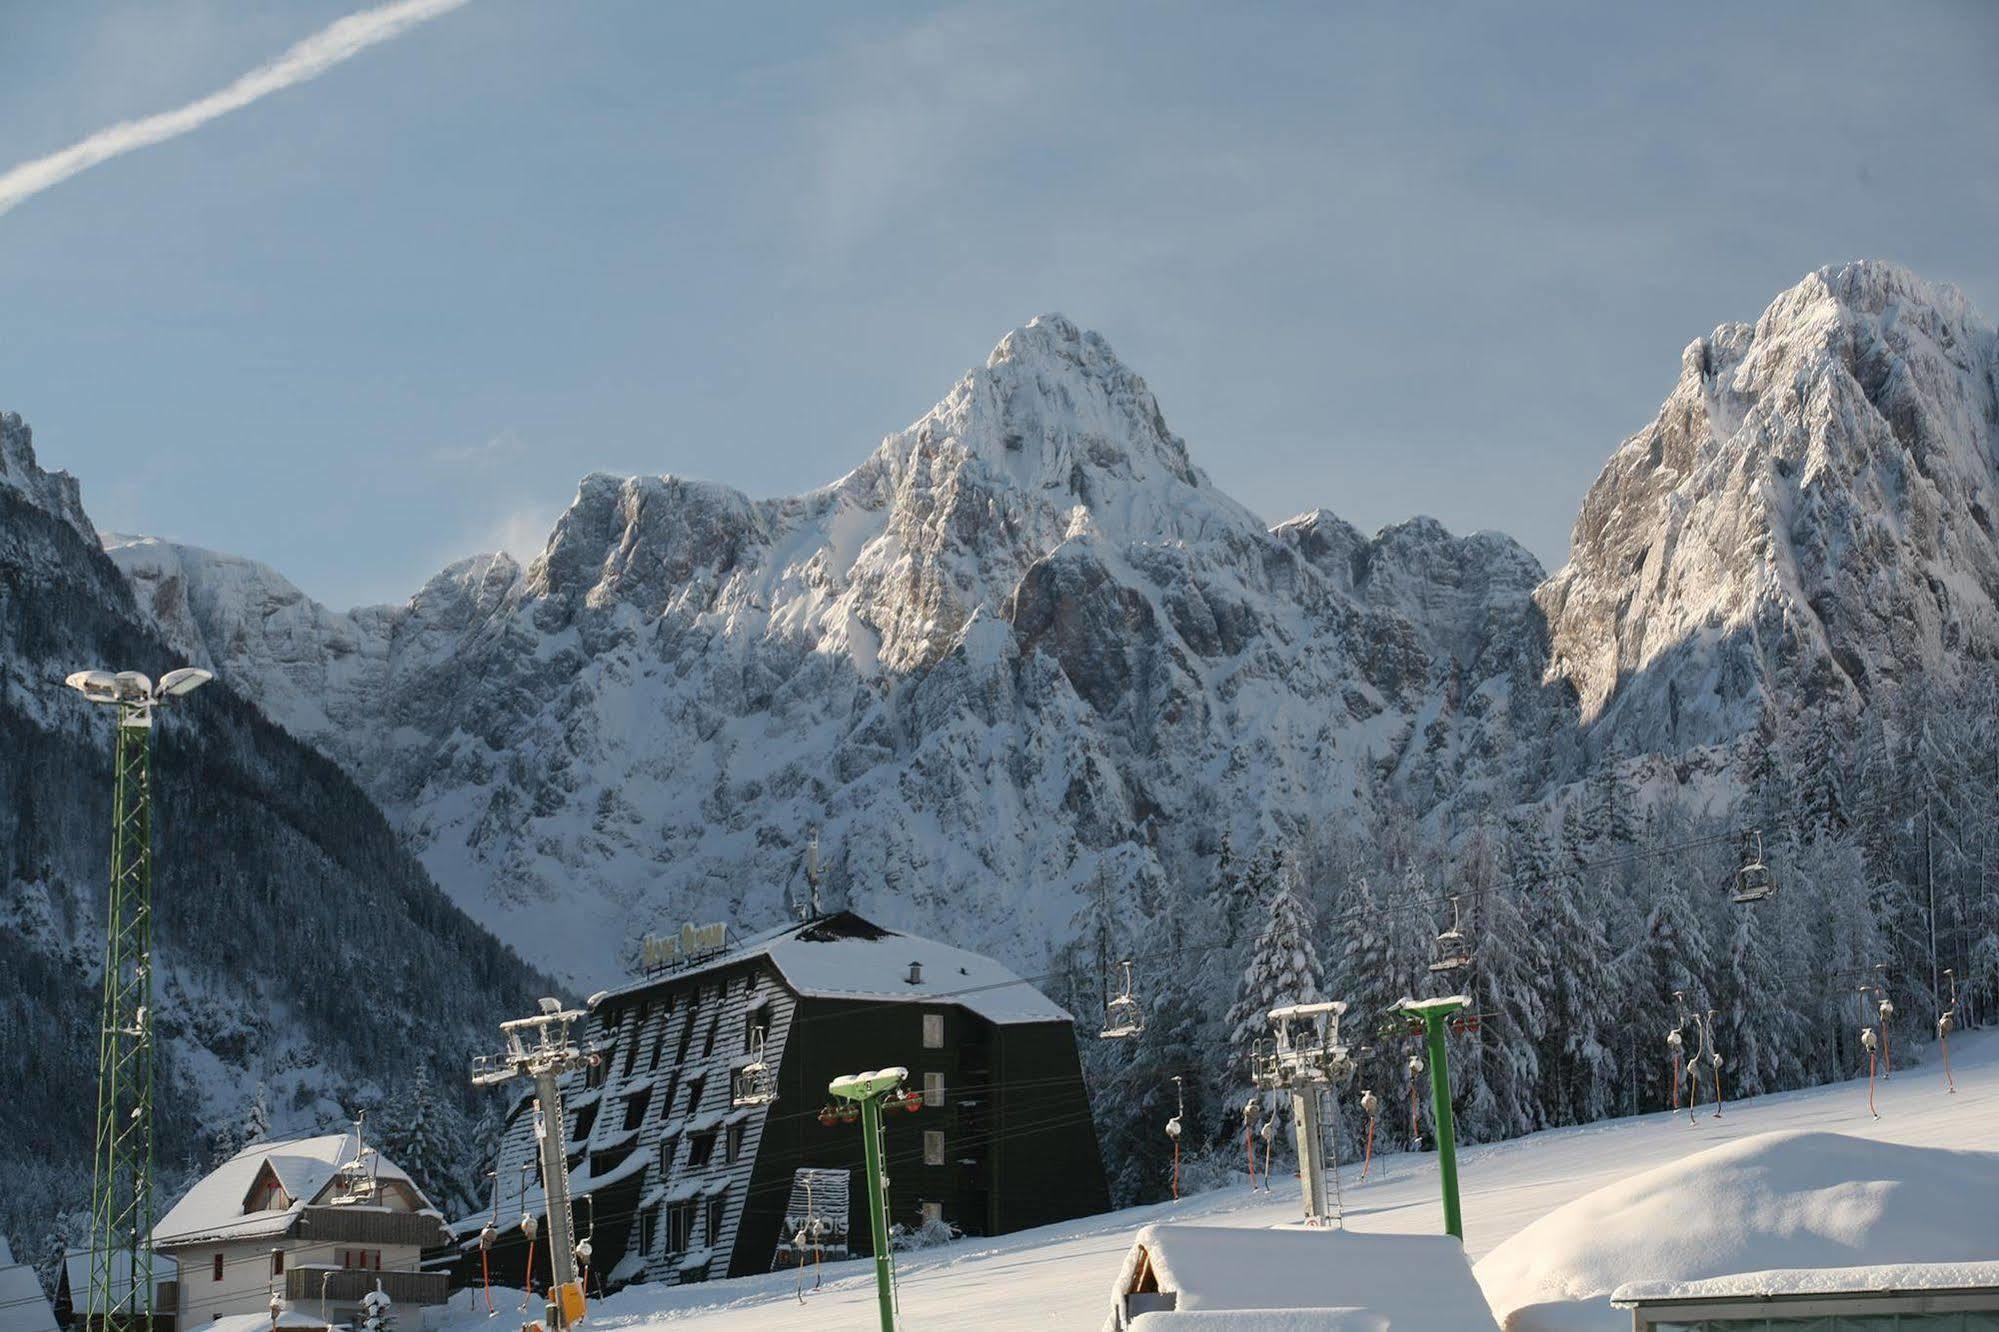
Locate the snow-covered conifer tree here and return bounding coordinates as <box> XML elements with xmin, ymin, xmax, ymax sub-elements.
<box><xmin>1226</xmin><ymin>866</ymin><xmax>1325</xmax><ymax>1074</ymax></box>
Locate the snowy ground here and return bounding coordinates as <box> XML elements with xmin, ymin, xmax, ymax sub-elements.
<box><xmin>436</xmin><ymin>1033</ymin><xmax>1995</xmax><ymax>1330</ymax></box>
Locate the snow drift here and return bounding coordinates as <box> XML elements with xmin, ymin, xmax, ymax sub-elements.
<box><xmin>1474</xmin><ymin>1129</ymin><xmax>1999</xmax><ymax>1331</ymax></box>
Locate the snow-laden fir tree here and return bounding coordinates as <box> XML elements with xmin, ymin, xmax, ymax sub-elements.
<box><xmin>1226</xmin><ymin>863</ymin><xmax>1325</xmax><ymax>1079</ymax></box>
<box><xmin>377</xmin><ymin>1068</ymin><xmax>466</xmax><ymax>1211</ymax></box>
<box><xmin>1533</xmin><ymin>806</ymin><xmax>1623</xmax><ymax>1126</ymax></box>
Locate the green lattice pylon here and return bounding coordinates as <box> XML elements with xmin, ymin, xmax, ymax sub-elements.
<box><xmin>88</xmin><ymin>703</ymin><xmax>156</xmax><ymax>1332</ymax></box>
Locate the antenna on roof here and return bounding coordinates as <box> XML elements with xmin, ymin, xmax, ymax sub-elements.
<box><xmin>801</xmin><ymin>829</ymin><xmax>824</xmax><ymax>922</ymax></box>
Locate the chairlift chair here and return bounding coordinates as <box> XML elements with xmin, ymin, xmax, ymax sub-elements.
<box><xmin>1428</xmin><ymin>895</ymin><xmax>1473</xmax><ymax>974</ymax></box>
<box><xmin>1732</xmin><ymin>829</ymin><xmax>1774</xmax><ymax>904</ymax></box>
<box><xmin>1100</xmin><ymin>959</ymin><xmax>1144</xmax><ymax>1040</ymax></box>
<box><xmin>733</xmin><ymin>1026</ymin><xmax>777</xmax><ymax>1108</ymax></box>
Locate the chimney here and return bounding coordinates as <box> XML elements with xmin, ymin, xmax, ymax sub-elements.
<box><xmin>906</xmin><ymin>961</ymin><xmax>924</xmax><ymax>986</ymax></box>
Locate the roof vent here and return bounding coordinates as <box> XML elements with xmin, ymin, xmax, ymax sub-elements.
<box><xmin>906</xmin><ymin>961</ymin><xmax>924</xmax><ymax>986</ymax></box>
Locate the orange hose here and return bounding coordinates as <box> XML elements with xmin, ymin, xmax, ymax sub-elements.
<box><xmin>1710</xmin><ymin>1059</ymin><xmax>1723</xmax><ymax>1119</ymax></box>
<box><xmin>1883</xmin><ymin>1023</ymin><xmax>1892</xmax><ymax>1078</ymax></box>
<box><xmin>1245</xmin><ymin>1124</ymin><xmax>1257</xmax><ymax>1189</ymax></box>
<box><xmin>1942</xmin><ymin>1033</ymin><xmax>1956</xmax><ymax>1093</ymax></box>
<box><xmin>1361</xmin><ymin>1115</ymin><xmax>1375</xmax><ymax>1181</ymax></box>
<box><xmin>1867</xmin><ymin>1048</ymin><xmax>1879</xmax><ymax>1119</ymax></box>
<box><xmin>1172</xmin><ymin>1139</ymin><xmax>1181</xmax><ymax>1200</ymax></box>
<box><xmin>1409</xmin><ymin>1083</ymin><xmax>1419</xmax><ymax>1151</ymax></box>
<box><xmin>1671</xmin><ymin>1053</ymin><xmax>1681</xmax><ymax>1111</ymax></box>
<box><xmin>480</xmin><ymin>1248</ymin><xmax>493</xmax><ymax>1314</ymax></box>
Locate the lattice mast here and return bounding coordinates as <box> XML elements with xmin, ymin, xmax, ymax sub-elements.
<box><xmin>66</xmin><ymin>667</ymin><xmax>211</xmax><ymax>1332</ymax></box>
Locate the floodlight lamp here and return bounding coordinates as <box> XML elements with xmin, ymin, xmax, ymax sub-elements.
<box><xmin>66</xmin><ymin>670</ymin><xmax>121</xmax><ymax>703</ymax></box>
<box><xmin>158</xmin><ymin>667</ymin><xmax>213</xmax><ymax>697</ymax></box>
<box><xmin>538</xmin><ymin>996</ymin><xmax>563</xmax><ymax>1015</ymax></box>
<box><xmin>113</xmin><ymin>671</ymin><xmax>153</xmax><ymax>701</ymax></box>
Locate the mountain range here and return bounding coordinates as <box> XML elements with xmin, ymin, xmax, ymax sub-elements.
<box><xmin>88</xmin><ymin>259</ymin><xmax>1999</xmax><ymax>987</ymax></box>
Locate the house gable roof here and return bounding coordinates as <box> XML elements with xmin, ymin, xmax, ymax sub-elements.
<box><xmin>153</xmin><ymin>1131</ymin><xmax>434</xmax><ymax>1248</ymax></box>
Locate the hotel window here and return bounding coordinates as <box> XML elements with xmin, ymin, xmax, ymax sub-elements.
<box><xmin>572</xmin><ymin>1098</ymin><xmax>599</xmax><ymax>1142</ymax></box>
<box><xmin>688</xmin><ymin>1131</ymin><xmax>718</xmax><ymax>1168</ymax></box>
<box><xmin>685</xmin><ymin>1075</ymin><xmax>705</xmax><ymax>1114</ymax></box>
<box><xmin>622</xmin><ymin>1002</ymin><xmax>650</xmax><ymax>1077</ymax></box>
<box><xmin>924</xmin><ymin>1071</ymin><xmax>945</xmax><ymax>1107</ymax></box>
<box><xmin>676</xmin><ymin>1003</ymin><xmax>699</xmax><ymax>1064</ymax></box>
<box><xmin>923</xmin><ymin>1130</ymin><xmax>945</xmax><ymax>1167</ymax></box>
<box><xmin>922</xmin><ymin>1012</ymin><xmax>944</xmax><ymax>1049</ymax></box>
<box><xmin>648</xmin><ymin>1002</ymin><xmax>671</xmax><ymax>1071</ymax></box>
<box><xmin>744</xmin><ymin>1002</ymin><xmax>768</xmax><ymax>1050</ymax></box>
<box><xmin>705</xmin><ymin>1192</ymin><xmax>727</xmax><ymax>1246</ymax></box>
<box><xmin>638</xmin><ymin>1204</ymin><xmax>659</xmax><ymax>1256</ymax></box>
<box><xmin>701</xmin><ymin>1013</ymin><xmax>719</xmax><ymax>1059</ymax></box>
<box><xmin>667</xmin><ymin>1202</ymin><xmax>696</xmax><ymax>1254</ymax></box>
<box><xmin>623</xmin><ymin>1085</ymin><xmax>653</xmax><ymax>1132</ymax></box>
<box><xmin>725</xmin><ymin>1120</ymin><xmax>745</xmax><ymax>1164</ymax></box>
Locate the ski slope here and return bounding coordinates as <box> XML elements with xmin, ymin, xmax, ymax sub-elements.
<box><xmin>436</xmin><ymin>1032</ymin><xmax>1995</xmax><ymax>1330</ymax></box>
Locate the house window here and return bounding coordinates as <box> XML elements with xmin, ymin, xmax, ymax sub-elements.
<box><xmin>338</xmin><ymin>1250</ymin><xmax>381</xmax><ymax>1271</ymax></box>
<box><xmin>623</xmin><ymin>1086</ymin><xmax>653</xmax><ymax>1132</ymax></box>
<box><xmin>724</xmin><ymin>1121</ymin><xmax>745</xmax><ymax>1164</ymax></box>
<box><xmin>667</xmin><ymin>1202</ymin><xmax>696</xmax><ymax>1254</ymax></box>
<box><xmin>923</xmin><ymin>1130</ymin><xmax>945</xmax><ymax>1166</ymax></box>
<box><xmin>211</xmin><ymin>1255</ymin><xmax>223</xmax><ymax>1282</ymax></box>
<box><xmin>924</xmin><ymin>1072</ymin><xmax>945</xmax><ymax>1107</ymax></box>
<box><xmin>921</xmin><ymin>1202</ymin><xmax>943</xmax><ymax>1226</ymax></box>
<box><xmin>922</xmin><ymin>1013</ymin><xmax>944</xmax><ymax>1049</ymax></box>
<box><xmin>688</xmin><ymin>1131</ymin><xmax>717</xmax><ymax>1169</ymax></box>
<box><xmin>705</xmin><ymin>1193</ymin><xmax>727</xmax><ymax>1246</ymax></box>
<box><xmin>271</xmin><ymin>1250</ymin><xmax>284</xmax><ymax>1277</ymax></box>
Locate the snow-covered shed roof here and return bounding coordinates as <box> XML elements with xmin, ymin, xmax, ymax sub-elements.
<box><xmin>153</xmin><ymin>1130</ymin><xmax>434</xmax><ymax>1248</ymax></box>
<box><xmin>604</xmin><ymin>911</ymin><xmax>1071</xmax><ymax>1025</ymax></box>
<box><xmin>1109</xmin><ymin>1225</ymin><xmax>1495</xmax><ymax>1330</ymax></box>
<box><xmin>1476</xmin><ymin>1130</ymin><xmax>1999</xmax><ymax>1331</ymax></box>
<box><xmin>1614</xmin><ymin>1258</ymin><xmax>1999</xmax><ymax>1304</ymax></box>
<box><xmin>0</xmin><ymin>1263</ymin><xmax>56</xmax><ymax>1332</ymax></box>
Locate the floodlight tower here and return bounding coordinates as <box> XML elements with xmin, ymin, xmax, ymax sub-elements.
<box><xmin>472</xmin><ymin>999</ymin><xmax>593</xmax><ymax>1332</ymax></box>
<box><xmin>65</xmin><ymin>666</ymin><xmax>211</xmax><ymax>1332</ymax></box>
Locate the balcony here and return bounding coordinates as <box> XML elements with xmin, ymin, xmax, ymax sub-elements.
<box><xmin>296</xmin><ymin>1207</ymin><xmax>450</xmax><ymax>1247</ymax></box>
<box><xmin>284</xmin><ymin>1268</ymin><xmax>448</xmax><ymax>1308</ymax></box>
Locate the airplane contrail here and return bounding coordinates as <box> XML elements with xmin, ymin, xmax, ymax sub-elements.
<box><xmin>0</xmin><ymin>0</ymin><xmax>471</xmax><ymax>219</ymax></box>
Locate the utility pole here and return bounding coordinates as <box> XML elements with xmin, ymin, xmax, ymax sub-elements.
<box><xmin>65</xmin><ymin>666</ymin><xmax>211</xmax><ymax>1332</ymax></box>
<box><xmin>827</xmin><ymin>1068</ymin><xmax>920</xmax><ymax>1332</ymax></box>
<box><xmin>1251</xmin><ymin>1002</ymin><xmax>1353</xmax><ymax>1225</ymax></box>
<box><xmin>473</xmin><ymin>1000</ymin><xmax>592</xmax><ymax>1332</ymax></box>
<box><xmin>1397</xmin><ymin>995</ymin><xmax>1468</xmax><ymax>1240</ymax></box>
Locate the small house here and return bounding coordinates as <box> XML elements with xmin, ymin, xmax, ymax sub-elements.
<box><xmin>1105</xmin><ymin>1225</ymin><xmax>1498</xmax><ymax>1331</ymax></box>
<box><xmin>1614</xmin><ymin>1261</ymin><xmax>1999</xmax><ymax>1328</ymax></box>
<box><xmin>53</xmin><ymin>1250</ymin><xmax>176</xmax><ymax>1331</ymax></box>
<box><xmin>0</xmin><ymin>1239</ymin><xmax>58</xmax><ymax>1332</ymax></box>
<box><xmin>151</xmin><ymin>1131</ymin><xmax>449</xmax><ymax>1330</ymax></box>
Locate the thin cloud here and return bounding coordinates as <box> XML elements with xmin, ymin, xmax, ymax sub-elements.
<box><xmin>0</xmin><ymin>0</ymin><xmax>470</xmax><ymax>219</ymax></box>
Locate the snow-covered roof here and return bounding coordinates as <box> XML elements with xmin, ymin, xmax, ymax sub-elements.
<box><xmin>604</xmin><ymin>912</ymin><xmax>1071</xmax><ymax>1025</ymax></box>
<box><xmin>1614</xmin><ymin>1259</ymin><xmax>1999</xmax><ymax>1304</ymax></box>
<box><xmin>154</xmin><ymin>1130</ymin><xmax>433</xmax><ymax>1247</ymax></box>
<box><xmin>1111</xmin><ymin>1225</ymin><xmax>1495</xmax><ymax>1330</ymax></box>
<box><xmin>60</xmin><ymin>1251</ymin><xmax>176</xmax><ymax>1308</ymax></box>
<box><xmin>1476</xmin><ymin>1130</ymin><xmax>1999</xmax><ymax>1330</ymax></box>
<box><xmin>0</xmin><ymin>1263</ymin><xmax>56</xmax><ymax>1332</ymax></box>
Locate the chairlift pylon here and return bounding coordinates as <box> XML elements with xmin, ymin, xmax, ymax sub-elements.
<box><xmin>1428</xmin><ymin>895</ymin><xmax>1473</xmax><ymax>974</ymax></box>
<box><xmin>1731</xmin><ymin>829</ymin><xmax>1774</xmax><ymax>904</ymax></box>
<box><xmin>1100</xmin><ymin>958</ymin><xmax>1144</xmax><ymax>1040</ymax></box>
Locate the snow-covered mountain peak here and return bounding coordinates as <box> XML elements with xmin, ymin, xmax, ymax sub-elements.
<box><xmin>1538</xmin><ymin>259</ymin><xmax>1999</xmax><ymax>748</ymax></box>
<box><xmin>1</xmin><ymin>410</ymin><xmax>95</xmax><ymax>542</ymax></box>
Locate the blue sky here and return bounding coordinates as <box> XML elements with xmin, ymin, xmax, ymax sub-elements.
<box><xmin>3</xmin><ymin>2</ymin><xmax>1995</xmax><ymax>607</ymax></box>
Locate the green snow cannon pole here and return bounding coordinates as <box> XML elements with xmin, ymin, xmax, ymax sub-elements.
<box><xmin>1397</xmin><ymin>995</ymin><xmax>1468</xmax><ymax>1240</ymax></box>
<box><xmin>831</xmin><ymin>1067</ymin><xmax>911</xmax><ymax>1332</ymax></box>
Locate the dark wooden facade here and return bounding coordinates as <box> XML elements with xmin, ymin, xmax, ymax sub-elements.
<box><xmin>444</xmin><ymin>912</ymin><xmax>1107</xmax><ymax>1291</ymax></box>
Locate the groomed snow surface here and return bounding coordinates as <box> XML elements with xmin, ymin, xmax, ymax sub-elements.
<box><xmin>433</xmin><ymin>1033</ymin><xmax>1996</xmax><ymax>1330</ymax></box>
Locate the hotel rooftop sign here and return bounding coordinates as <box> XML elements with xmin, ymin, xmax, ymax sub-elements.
<box><xmin>640</xmin><ymin>921</ymin><xmax>729</xmax><ymax>973</ymax></box>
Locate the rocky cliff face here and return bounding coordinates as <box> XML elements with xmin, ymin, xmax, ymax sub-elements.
<box><xmin>0</xmin><ymin>417</ymin><xmax>539</xmax><ymax>1255</ymax></box>
<box><xmin>1537</xmin><ymin>261</ymin><xmax>1999</xmax><ymax>754</ymax></box>
<box><xmin>111</xmin><ymin>315</ymin><xmax>1563</xmax><ymax>983</ymax></box>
